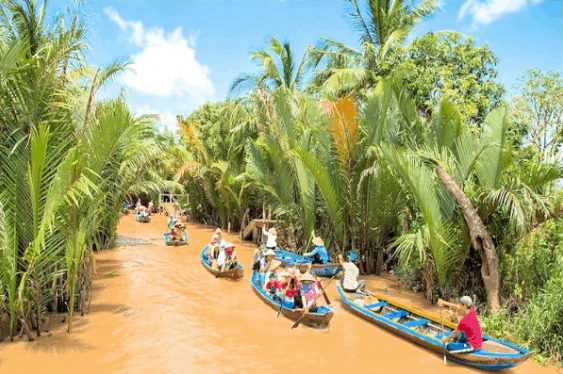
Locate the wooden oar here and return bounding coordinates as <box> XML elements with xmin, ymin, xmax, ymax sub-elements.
<box><xmin>312</xmin><ymin>272</ymin><xmax>331</xmax><ymax>307</ymax></box>
<box><xmin>440</xmin><ymin>309</ymin><xmax>447</xmax><ymax>365</ymax></box>
<box><xmin>291</xmin><ymin>276</ymin><xmax>335</xmax><ymax>329</ymax></box>
<box><xmin>215</xmin><ymin>260</ymin><xmax>233</xmax><ymax>278</ymax></box>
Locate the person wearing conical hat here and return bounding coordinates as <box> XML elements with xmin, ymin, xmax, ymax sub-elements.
<box><xmin>262</xmin><ymin>227</ymin><xmax>278</xmax><ymax>250</ymax></box>
<box><xmin>259</xmin><ymin>249</ymin><xmax>277</xmax><ymax>285</ymax></box>
<box><xmin>212</xmin><ymin>228</ymin><xmax>224</xmax><ymax>247</ymax></box>
<box><xmin>208</xmin><ymin>244</ymin><xmax>221</xmax><ymax>270</ymax></box>
<box><xmin>299</xmin><ymin>272</ymin><xmax>322</xmax><ymax>313</ymax></box>
<box><xmin>303</xmin><ymin>231</ymin><xmax>329</xmax><ymax>264</ymax></box>
<box><xmin>218</xmin><ymin>242</ymin><xmax>238</xmax><ymax>272</ymax></box>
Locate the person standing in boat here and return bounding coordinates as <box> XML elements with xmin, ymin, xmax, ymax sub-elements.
<box><xmin>440</xmin><ymin>296</ymin><xmax>483</xmax><ymax>353</ymax></box>
<box><xmin>252</xmin><ymin>246</ymin><xmax>265</xmax><ymax>274</ymax></box>
<box><xmin>303</xmin><ymin>233</ymin><xmax>329</xmax><ymax>264</ymax></box>
<box><xmin>218</xmin><ymin>242</ymin><xmax>238</xmax><ymax>272</ymax></box>
<box><xmin>262</xmin><ymin>227</ymin><xmax>278</xmax><ymax>250</ymax></box>
<box><xmin>337</xmin><ymin>253</ymin><xmax>366</xmax><ymax>293</ymax></box>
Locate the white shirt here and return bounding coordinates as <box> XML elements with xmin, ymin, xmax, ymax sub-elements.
<box><xmin>343</xmin><ymin>262</ymin><xmax>359</xmax><ymax>290</ymax></box>
<box><xmin>263</xmin><ymin>228</ymin><xmax>277</xmax><ymax>248</ymax></box>
<box><xmin>217</xmin><ymin>251</ymin><xmax>234</xmax><ymax>267</ymax></box>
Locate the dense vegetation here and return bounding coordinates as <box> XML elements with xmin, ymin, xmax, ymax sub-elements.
<box><xmin>174</xmin><ymin>0</ymin><xmax>563</xmax><ymax>364</ymax></box>
<box><xmin>0</xmin><ymin>1</ymin><xmax>175</xmax><ymax>338</ymax></box>
<box><xmin>0</xmin><ymin>0</ymin><xmax>561</xmax><ymax>366</ymax></box>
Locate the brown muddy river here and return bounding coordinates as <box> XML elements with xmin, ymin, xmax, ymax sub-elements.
<box><xmin>0</xmin><ymin>214</ymin><xmax>557</xmax><ymax>373</ymax></box>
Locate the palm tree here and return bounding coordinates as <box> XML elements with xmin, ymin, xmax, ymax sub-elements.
<box><xmin>309</xmin><ymin>0</ymin><xmax>440</xmax><ymax>95</ymax></box>
<box><xmin>229</xmin><ymin>38</ymin><xmax>311</xmax><ymax>97</ymax></box>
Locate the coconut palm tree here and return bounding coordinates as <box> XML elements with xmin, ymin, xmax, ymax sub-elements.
<box><xmin>308</xmin><ymin>0</ymin><xmax>440</xmax><ymax>95</ymax></box>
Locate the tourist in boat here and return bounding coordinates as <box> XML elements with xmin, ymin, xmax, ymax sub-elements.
<box><xmin>259</xmin><ymin>249</ymin><xmax>277</xmax><ymax>285</ymax></box>
<box><xmin>440</xmin><ymin>296</ymin><xmax>483</xmax><ymax>353</ymax></box>
<box><xmin>265</xmin><ymin>273</ymin><xmax>282</xmax><ymax>303</ymax></box>
<box><xmin>338</xmin><ymin>253</ymin><xmax>366</xmax><ymax>293</ymax></box>
<box><xmin>218</xmin><ymin>242</ymin><xmax>238</xmax><ymax>272</ymax></box>
<box><xmin>262</xmin><ymin>227</ymin><xmax>278</xmax><ymax>250</ymax></box>
<box><xmin>303</xmin><ymin>233</ymin><xmax>329</xmax><ymax>264</ymax></box>
<box><xmin>252</xmin><ymin>246</ymin><xmax>265</xmax><ymax>274</ymax></box>
<box><xmin>281</xmin><ymin>273</ymin><xmax>303</xmax><ymax>310</ymax></box>
<box><xmin>208</xmin><ymin>244</ymin><xmax>221</xmax><ymax>270</ymax></box>
<box><xmin>212</xmin><ymin>228</ymin><xmax>224</xmax><ymax>246</ymax></box>
<box><xmin>148</xmin><ymin>200</ymin><xmax>154</xmax><ymax>214</ymax></box>
<box><xmin>170</xmin><ymin>222</ymin><xmax>187</xmax><ymax>243</ymax></box>
<box><xmin>299</xmin><ymin>272</ymin><xmax>321</xmax><ymax>313</ymax></box>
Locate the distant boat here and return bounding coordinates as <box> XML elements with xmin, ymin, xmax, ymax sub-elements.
<box><xmin>337</xmin><ymin>284</ymin><xmax>533</xmax><ymax>370</ymax></box>
<box><xmin>250</xmin><ymin>272</ymin><xmax>333</xmax><ymax>328</ymax></box>
<box><xmin>164</xmin><ymin>229</ymin><xmax>188</xmax><ymax>246</ymax></box>
<box><xmin>201</xmin><ymin>245</ymin><xmax>244</xmax><ymax>280</ymax></box>
<box><xmin>274</xmin><ymin>249</ymin><xmax>341</xmax><ymax>277</ymax></box>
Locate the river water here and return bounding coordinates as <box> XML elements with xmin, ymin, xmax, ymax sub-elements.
<box><xmin>0</xmin><ymin>214</ymin><xmax>557</xmax><ymax>373</ymax></box>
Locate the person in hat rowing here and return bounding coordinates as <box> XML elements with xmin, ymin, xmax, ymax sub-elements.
<box><xmin>337</xmin><ymin>252</ymin><xmax>366</xmax><ymax>293</ymax></box>
<box><xmin>440</xmin><ymin>296</ymin><xmax>483</xmax><ymax>353</ymax></box>
<box><xmin>212</xmin><ymin>228</ymin><xmax>224</xmax><ymax>247</ymax></box>
<box><xmin>280</xmin><ymin>270</ymin><xmax>302</xmax><ymax>310</ymax></box>
<box><xmin>258</xmin><ymin>249</ymin><xmax>278</xmax><ymax>285</ymax></box>
<box><xmin>218</xmin><ymin>242</ymin><xmax>238</xmax><ymax>272</ymax></box>
<box><xmin>262</xmin><ymin>227</ymin><xmax>278</xmax><ymax>250</ymax></box>
<box><xmin>299</xmin><ymin>271</ymin><xmax>322</xmax><ymax>313</ymax></box>
<box><xmin>303</xmin><ymin>231</ymin><xmax>329</xmax><ymax>264</ymax></box>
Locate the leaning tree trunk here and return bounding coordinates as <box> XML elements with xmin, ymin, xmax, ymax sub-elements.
<box><xmin>435</xmin><ymin>166</ymin><xmax>501</xmax><ymax>313</ymax></box>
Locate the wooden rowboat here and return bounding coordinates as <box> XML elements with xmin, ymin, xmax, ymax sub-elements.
<box><xmin>135</xmin><ymin>213</ymin><xmax>150</xmax><ymax>222</ymax></box>
<box><xmin>337</xmin><ymin>284</ymin><xmax>533</xmax><ymax>370</ymax></box>
<box><xmin>250</xmin><ymin>272</ymin><xmax>333</xmax><ymax>327</ymax></box>
<box><xmin>201</xmin><ymin>246</ymin><xmax>244</xmax><ymax>280</ymax></box>
<box><xmin>164</xmin><ymin>230</ymin><xmax>188</xmax><ymax>246</ymax></box>
<box><xmin>274</xmin><ymin>249</ymin><xmax>341</xmax><ymax>277</ymax></box>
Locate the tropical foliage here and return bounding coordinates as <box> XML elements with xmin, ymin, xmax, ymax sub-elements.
<box><xmin>0</xmin><ymin>1</ymin><xmax>174</xmax><ymax>338</ymax></box>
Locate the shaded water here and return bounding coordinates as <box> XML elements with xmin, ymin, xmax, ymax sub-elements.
<box><xmin>0</xmin><ymin>214</ymin><xmax>557</xmax><ymax>373</ymax></box>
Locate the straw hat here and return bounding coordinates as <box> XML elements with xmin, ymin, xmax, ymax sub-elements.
<box><xmin>268</xmin><ymin>227</ymin><xmax>278</xmax><ymax>235</ymax></box>
<box><xmin>224</xmin><ymin>242</ymin><xmax>235</xmax><ymax>249</ymax></box>
<box><xmin>458</xmin><ymin>296</ymin><xmax>473</xmax><ymax>308</ymax></box>
<box><xmin>300</xmin><ymin>272</ymin><xmax>316</xmax><ymax>282</ymax></box>
<box><xmin>215</xmin><ymin>228</ymin><xmax>222</xmax><ymax>234</ymax></box>
<box><xmin>312</xmin><ymin>237</ymin><xmax>324</xmax><ymax>246</ymax></box>
<box><xmin>269</xmin><ymin>259</ymin><xmax>282</xmax><ymax>271</ymax></box>
<box><xmin>264</xmin><ymin>249</ymin><xmax>276</xmax><ymax>257</ymax></box>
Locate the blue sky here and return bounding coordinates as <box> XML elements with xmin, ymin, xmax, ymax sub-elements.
<box><xmin>49</xmin><ymin>1</ymin><xmax>562</xmax><ymax>131</ymax></box>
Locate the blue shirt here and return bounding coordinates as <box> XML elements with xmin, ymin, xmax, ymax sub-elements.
<box><xmin>304</xmin><ymin>245</ymin><xmax>329</xmax><ymax>264</ymax></box>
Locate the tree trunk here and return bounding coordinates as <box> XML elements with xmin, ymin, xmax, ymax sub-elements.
<box><xmin>435</xmin><ymin>166</ymin><xmax>501</xmax><ymax>313</ymax></box>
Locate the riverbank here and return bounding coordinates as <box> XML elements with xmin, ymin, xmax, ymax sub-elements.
<box><xmin>0</xmin><ymin>214</ymin><xmax>558</xmax><ymax>373</ymax></box>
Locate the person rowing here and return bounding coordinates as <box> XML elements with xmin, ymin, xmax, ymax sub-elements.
<box><xmin>262</xmin><ymin>227</ymin><xmax>278</xmax><ymax>250</ymax></box>
<box><xmin>218</xmin><ymin>242</ymin><xmax>238</xmax><ymax>272</ymax></box>
<box><xmin>337</xmin><ymin>252</ymin><xmax>366</xmax><ymax>293</ymax></box>
<box><xmin>303</xmin><ymin>232</ymin><xmax>329</xmax><ymax>264</ymax></box>
<box><xmin>440</xmin><ymin>296</ymin><xmax>483</xmax><ymax>353</ymax></box>
<box><xmin>299</xmin><ymin>271</ymin><xmax>322</xmax><ymax>313</ymax></box>
<box><xmin>281</xmin><ymin>270</ymin><xmax>303</xmax><ymax>311</ymax></box>
<box><xmin>212</xmin><ymin>228</ymin><xmax>224</xmax><ymax>247</ymax></box>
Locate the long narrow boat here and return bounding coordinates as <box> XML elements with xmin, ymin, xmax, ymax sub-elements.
<box><xmin>201</xmin><ymin>246</ymin><xmax>244</xmax><ymax>280</ymax></box>
<box><xmin>250</xmin><ymin>272</ymin><xmax>333</xmax><ymax>327</ymax></box>
<box><xmin>337</xmin><ymin>284</ymin><xmax>533</xmax><ymax>370</ymax></box>
<box><xmin>274</xmin><ymin>249</ymin><xmax>341</xmax><ymax>277</ymax></box>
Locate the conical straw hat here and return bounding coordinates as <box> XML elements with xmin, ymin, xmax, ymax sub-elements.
<box><xmin>268</xmin><ymin>227</ymin><xmax>278</xmax><ymax>235</ymax></box>
<box><xmin>312</xmin><ymin>237</ymin><xmax>324</xmax><ymax>246</ymax></box>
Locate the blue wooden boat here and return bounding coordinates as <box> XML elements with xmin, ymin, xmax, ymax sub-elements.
<box><xmin>337</xmin><ymin>284</ymin><xmax>533</xmax><ymax>370</ymax></box>
<box><xmin>274</xmin><ymin>249</ymin><xmax>341</xmax><ymax>277</ymax></box>
<box><xmin>250</xmin><ymin>272</ymin><xmax>333</xmax><ymax>327</ymax></box>
<box><xmin>164</xmin><ymin>229</ymin><xmax>188</xmax><ymax>246</ymax></box>
<box><xmin>201</xmin><ymin>246</ymin><xmax>244</xmax><ymax>280</ymax></box>
<box><xmin>135</xmin><ymin>211</ymin><xmax>150</xmax><ymax>222</ymax></box>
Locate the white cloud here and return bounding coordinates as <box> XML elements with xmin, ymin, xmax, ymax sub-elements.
<box><xmin>135</xmin><ymin>105</ymin><xmax>178</xmax><ymax>133</ymax></box>
<box><xmin>458</xmin><ymin>0</ymin><xmax>541</xmax><ymax>27</ymax></box>
<box><xmin>105</xmin><ymin>7</ymin><xmax>214</xmax><ymax>103</ymax></box>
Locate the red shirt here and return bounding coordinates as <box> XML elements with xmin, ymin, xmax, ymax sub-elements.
<box><xmin>281</xmin><ymin>279</ymin><xmax>299</xmax><ymax>298</ymax></box>
<box><xmin>457</xmin><ymin>309</ymin><xmax>483</xmax><ymax>350</ymax></box>
<box><xmin>265</xmin><ymin>280</ymin><xmax>280</xmax><ymax>290</ymax></box>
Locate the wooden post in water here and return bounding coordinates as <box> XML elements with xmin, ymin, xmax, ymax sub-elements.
<box><xmin>228</xmin><ymin>222</ymin><xmax>231</xmax><ymax>234</ymax></box>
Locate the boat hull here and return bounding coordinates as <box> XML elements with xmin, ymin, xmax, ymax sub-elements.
<box><xmin>201</xmin><ymin>246</ymin><xmax>244</xmax><ymax>280</ymax></box>
<box><xmin>250</xmin><ymin>272</ymin><xmax>333</xmax><ymax>327</ymax></box>
<box><xmin>274</xmin><ymin>249</ymin><xmax>341</xmax><ymax>277</ymax></box>
<box><xmin>337</xmin><ymin>285</ymin><xmax>532</xmax><ymax>370</ymax></box>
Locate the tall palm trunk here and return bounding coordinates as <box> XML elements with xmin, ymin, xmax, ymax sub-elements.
<box><xmin>435</xmin><ymin>165</ymin><xmax>500</xmax><ymax>312</ymax></box>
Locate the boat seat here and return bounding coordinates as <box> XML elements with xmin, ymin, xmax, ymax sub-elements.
<box><xmin>365</xmin><ymin>301</ymin><xmax>387</xmax><ymax>309</ymax></box>
<box><xmin>435</xmin><ymin>331</ymin><xmax>453</xmax><ymax>340</ymax></box>
<box><xmin>383</xmin><ymin>310</ymin><xmax>409</xmax><ymax>319</ymax></box>
<box><xmin>403</xmin><ymin>318</ymin><xmax>429</xmax><ymax>328</ymax></box>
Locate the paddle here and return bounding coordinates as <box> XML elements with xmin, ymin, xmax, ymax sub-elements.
<box><xmin>291</xmin><ymin>276</ymin><xmax>335</xmax><ymax>329</ymax></box>
<box><xmin>311</xmin><ymin>270</ymin><xmax>331</xmax><ymax>306</ymax></box>
<box><xmin>216</xmin><ymin>260</ymin><xmax>233</xmax><ymax>278</ymax></box>
<box><xmin>440</xmin><ymin>309</ymin><xmax>447</xmax><ymax>365</ymax></box>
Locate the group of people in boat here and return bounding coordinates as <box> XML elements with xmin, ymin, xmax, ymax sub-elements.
<box><xmin>207</xmin><ymin>228</ymin><xmax>239</xmax><ymax>272</ymax></box>
<box><xmin>164</xmin><ymin>215</ymin><xmax>189</xmax><ymax>244</ymax></box>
